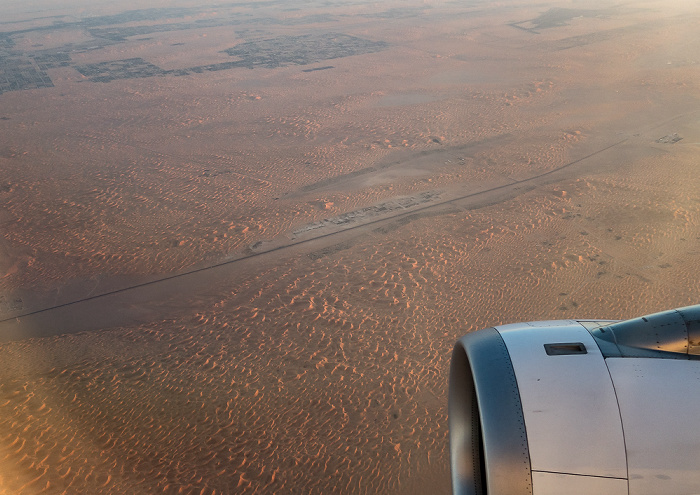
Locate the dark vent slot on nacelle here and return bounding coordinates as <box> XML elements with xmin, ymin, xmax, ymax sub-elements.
<box><xmin>544</xmin><ymin>343</ymin><xmax>587</xmax><ymax>356</ymax></box>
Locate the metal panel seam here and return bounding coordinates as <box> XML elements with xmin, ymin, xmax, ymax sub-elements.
<box><xmin>602</xmin><ymin>358</ymin><xmax>631</xmax><ymax>495</ymax></box>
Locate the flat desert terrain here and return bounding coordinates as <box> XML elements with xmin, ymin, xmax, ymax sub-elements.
<box><xmin>1</xmin><ymin>0</ymin><xmax>700</xmax><ymax>492</ymax></box>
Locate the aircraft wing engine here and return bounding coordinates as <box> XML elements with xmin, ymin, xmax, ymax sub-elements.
<box><xmin>448</xmin><ymin>304</ymin><xmax>700</xmax><ymax>495</ymax></box>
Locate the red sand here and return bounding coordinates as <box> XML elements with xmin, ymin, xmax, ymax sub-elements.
<box><xmin>1</xmin><ymin>0</ymin><xmax>700</xmax><ymax>492</ymax></box>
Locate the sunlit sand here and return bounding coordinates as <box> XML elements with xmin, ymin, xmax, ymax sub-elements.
<box><xmin>1</xmin><ymin>0</ymin><xmax>700</xmax><ymax>492</ymax></box>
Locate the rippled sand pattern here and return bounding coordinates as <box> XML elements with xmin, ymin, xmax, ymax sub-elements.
<box><xmin>0</xmin><ymin>2</ymin><xmax>581</xmax><ymax>307</ymax></box>
<box><xmin>0</xmin><ymin>295</ymin><xmax>447</xmax><ymax>493</ymax></box>
<box><xmin>1</xmin><ymin>162</ymin><xmax>699</xmax><ymax>492</ymax></box>
<box><xmin>0</xmin><ymin>167</ymin><xmax>700</xmax><ymax>493</ymax></box>
<box><xmin>2</xmin><ymin>0</ymin><xmax>700</xmax><ymax>493</ymax></box>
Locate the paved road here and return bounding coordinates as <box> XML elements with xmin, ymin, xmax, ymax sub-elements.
<box><xmin>0</xmin><ymin>137</ymin><xmax>632</xmax><ymax>341</ymax></box>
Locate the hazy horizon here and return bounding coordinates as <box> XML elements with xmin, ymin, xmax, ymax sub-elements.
<box><xmin>1</xmin><ymin>0</ymin><xmax>700</xmax><ymax>492</ymax></box>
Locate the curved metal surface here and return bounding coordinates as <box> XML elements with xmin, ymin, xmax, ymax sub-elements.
<box><xmin>590</xmin><ymin>304</ymin><xmax>700</xmax><ymax>359</ymax></box>
<box><xmin>607</xmin><ymin>357</ymin><xmax>700</xmax><ymax>494</ymax></box>
<box><xmin>678</xmin><ymin>305</ymin><xmax>700</xmax><ymax>355</ymax></box>
<box><xmin>449</xmin><ymin>328</ymin><xmax>532</xmax><ymax>495</ymax></box>
<box><xmin>532</xmin><ymin>472</ymin><xmax>628</xmax><ymax>495</ymax></box>
<box><xmin>498</xmin><ymin>321</ymin><xmax>628</xmax><ymax>480</ymax></box>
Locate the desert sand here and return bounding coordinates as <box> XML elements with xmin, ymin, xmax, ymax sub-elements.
<box><xmin>1</xmin><ymin>0</ymin><xmax>700</xmax><ymax>493</ymax></box>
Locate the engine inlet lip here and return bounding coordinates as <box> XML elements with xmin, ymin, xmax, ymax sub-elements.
<box><xmin>449</xmin><ymin>328</ymin><xmax>533</xmax><ymax>495</ymax></box>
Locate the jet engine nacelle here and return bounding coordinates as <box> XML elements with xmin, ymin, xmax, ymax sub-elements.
<box><xmin>449</xmin><ymin>304</ymin><xmax>700</xmax><ymax>495</ymax></box>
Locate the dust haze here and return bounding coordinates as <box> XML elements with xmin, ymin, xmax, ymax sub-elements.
<box><xmin>1</xmin><ymin>0</ymin><xmax>699</xmax><ymax>493</ymax></box>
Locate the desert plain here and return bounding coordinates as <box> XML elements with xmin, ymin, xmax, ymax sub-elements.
<box><xmin>1</xmin><ymin>0</ymin><xmax>700</xmax><ymax>493</ymax></box>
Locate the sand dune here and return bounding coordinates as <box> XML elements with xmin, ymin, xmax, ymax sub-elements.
<box><xmin>1</xmin><ymin>0</ymin><xmax>700</xmax><ymax>493</ymax></box>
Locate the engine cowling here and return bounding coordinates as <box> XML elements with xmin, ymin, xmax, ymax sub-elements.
<box><xmin>449</xmin><ymin>305</ymin><xmax>700</xmax><ymax>495</ymax></box>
